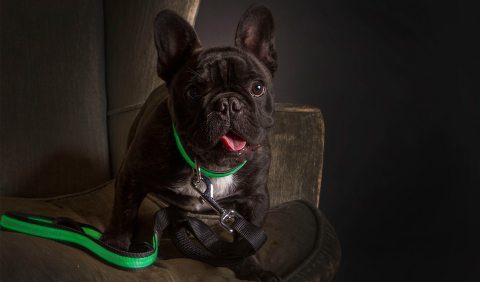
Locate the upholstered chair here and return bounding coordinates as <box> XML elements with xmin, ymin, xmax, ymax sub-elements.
<box><xmin>0</xmin><ymin>1</ymin><xmax>341</xmax><ymax>280</ymax></box>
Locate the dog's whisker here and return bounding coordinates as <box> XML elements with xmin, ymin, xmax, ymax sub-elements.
<box><xmin>187</xmin><ymin>67</ymin><xmax>201</xmax><ymax>77</ymax></box>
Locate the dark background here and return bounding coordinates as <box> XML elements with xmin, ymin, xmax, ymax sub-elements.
<box><xmin>195</xmin><ymin>1</ymin><xmax>480</xmax><ymax>281</ymax></box>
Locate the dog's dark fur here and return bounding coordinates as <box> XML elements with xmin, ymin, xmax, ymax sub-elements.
<box><xmin>102</xmin><ymin>4</ymin><xmax>279</xmax><ymax>281</ymax></box>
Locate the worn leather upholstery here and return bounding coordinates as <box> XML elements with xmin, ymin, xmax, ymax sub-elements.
<box><xmin>0</xmin><ymin>0</ymin><xmax>341</xmax><ymax>280</ymax></box>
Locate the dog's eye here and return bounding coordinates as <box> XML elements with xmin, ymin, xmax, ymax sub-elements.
<box><xmin>250</xmin><ymin>81</ymin><xmax>265</xmax><ymax>96</ymax></box>
<box><xmin>186</xmin><ymin>88</ymin><xmax>199</xmax><ymax>101</ymax></box>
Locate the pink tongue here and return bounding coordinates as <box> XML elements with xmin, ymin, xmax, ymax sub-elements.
<box><xmin>221</xmin><ymin>133</ymin><xmax>246</xmax><ymax>151</ymax></box>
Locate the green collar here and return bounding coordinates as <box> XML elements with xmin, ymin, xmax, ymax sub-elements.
<box><xmin>172</xmin><ymin>124</ymin><xmax>246</xmax><ymax>178</ymax></box>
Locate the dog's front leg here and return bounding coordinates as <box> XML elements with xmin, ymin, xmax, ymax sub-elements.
<box><xmin>234</xmin><ymin>190</ymin><xmax>281</xmax><ymax>282</ymax></box>
<box><xmin>101</xmin><ymin>178</ymin><xmax>147</xmax><ymax>251</ymax></box>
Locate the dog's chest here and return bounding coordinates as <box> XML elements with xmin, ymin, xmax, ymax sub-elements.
<box><xmin>169</xmin><ymin>174</ymin><xmax>236</xmax><ymax>211</ymax></box>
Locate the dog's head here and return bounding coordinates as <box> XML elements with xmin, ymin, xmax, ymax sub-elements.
<box><xmin>154</xmin><ymin>4</ymin><xmax>277</xmax><ymax>168</ymax></box>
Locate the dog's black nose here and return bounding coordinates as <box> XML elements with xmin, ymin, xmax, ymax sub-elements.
<box><xmin>230</xmin><ymin>97</ymin><xmax>243</xmax><ymax>112</ymax></box>
<box><xmin>215</xmin><ymin>97</ymin><xmax>229</xmax><ymax>114</ymax></box>
<box><xmin>215</xmin><ymin>97</ymin><xmax>243</xmax><ymax>115</ymax></box>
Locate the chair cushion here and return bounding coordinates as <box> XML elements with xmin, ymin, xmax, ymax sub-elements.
<box><xmin>0</xmin><ymin>181</ymin><xmax>340</xmax><ymax>281</ymax></box>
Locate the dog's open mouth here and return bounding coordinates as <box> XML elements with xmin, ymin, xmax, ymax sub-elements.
<box><xmin>220</xmin><ymin>131</ymin><xmax>246</xmax><ymax>151</ymax></box>
<box><xmin>188</xmin><ymin>129</ymin><xmax>260</xmax><ymax>167</ymax></box>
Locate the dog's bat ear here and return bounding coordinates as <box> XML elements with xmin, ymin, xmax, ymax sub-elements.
<box><xmin>235</xmin><ymin>4</ymin><xmax>278</xmax><ymax>76</ymax></box>
<box><xmin>154</xmin><ymin>10</ymin><xmax>201</xmax><ymax>83</ymax></box>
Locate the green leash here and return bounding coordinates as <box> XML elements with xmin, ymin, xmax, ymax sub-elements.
<box><xmin>0</xmin><ymin>211</ymin><xmax>158</xmax><ymax>272</ymax></box>
<box><xmin>0</xmin><ymin>207</ymin><xmax>267</xmax><ymax>272</ymax></box>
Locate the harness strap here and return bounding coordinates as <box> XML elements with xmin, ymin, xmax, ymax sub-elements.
<box><xmin>0</xmin><ymin>208</ymin><xmax>267</xmax><ymax>272</ymax></box>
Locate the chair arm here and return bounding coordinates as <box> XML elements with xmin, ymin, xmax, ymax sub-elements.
<box><xmin>268</xmin><ymin>104</ymin><xmax>325</xmax><ymax>208</ymax></box>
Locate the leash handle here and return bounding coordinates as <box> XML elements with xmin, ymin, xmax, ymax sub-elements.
<box><xmin>0</xmin><ymin>208</ymin><xmax>267</xmax><ymax>272</ymax></box>
<box><xmin>0</xmin><ymin>211</ymin><xmax>158</xmax><ymax>272</ymax></box>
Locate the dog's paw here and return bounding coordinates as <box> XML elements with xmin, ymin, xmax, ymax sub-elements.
<box><xmin>236</xmin><ymin>268</ymin><xmax>281</xmax><ymax>282</ymax></box>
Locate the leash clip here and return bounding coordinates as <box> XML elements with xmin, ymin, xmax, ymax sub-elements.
<box><xmin>191</xmin><ymin>159</ymin><xmax>242</xmax><ymax>233</ymax></box>
<box><xmin>191</xmin><ymin>174</ymin><xmax>224</xmax><ymax>215</ymax></box>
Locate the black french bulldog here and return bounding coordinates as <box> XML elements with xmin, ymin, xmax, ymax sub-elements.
<box><xmin>102</xmin><ymin>3</ymin><xmax>279</xmax><ymax>281</ymax></box>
